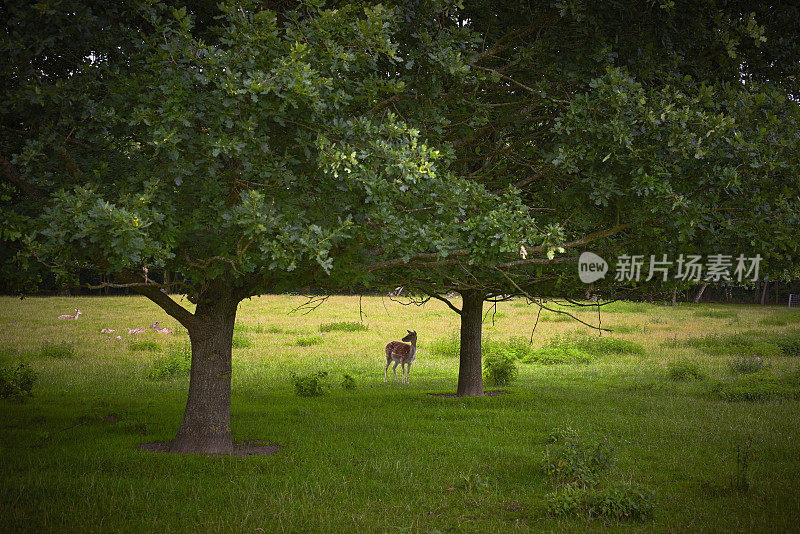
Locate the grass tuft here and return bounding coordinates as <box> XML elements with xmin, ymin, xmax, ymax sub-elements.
<box><xmin>667</xmin><ymin>360</ymin><xmax>706</xmax><ymax>381</ymax></box>
<box><xmin>38</xmin><ymin>341</ymin><xmax>76</xmax><ymax>359</ymax></box>
<box><xmin>319</xmin><ymin>321</ymin><xmax>368</xmax><ymax>333</ymax></box>
<box><xmin>129</xmin><ymin>340</ymin><xmax>161</xmax><ymax>352</ymax></box>
<box><xmin>296</xmin><ymin>335</ymin><xmax>324</xmax><ymax>347</ymax></box>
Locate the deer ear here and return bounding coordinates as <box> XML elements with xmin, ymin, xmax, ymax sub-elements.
<box><xmin>407</xmin><ymin>330</ymin><xmax>412</xmax><ymax>334</ymax></box>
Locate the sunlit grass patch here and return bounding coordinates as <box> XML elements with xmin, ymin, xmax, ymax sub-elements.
<box><xmin>610</xmin><ymin>323</ymin><xmax>648</xmax><ymax>334</ymax></box>
<box><xmin>693</xmin><ymin>309</ymin><xmax>738</xmax><ymax>319</ymax></box>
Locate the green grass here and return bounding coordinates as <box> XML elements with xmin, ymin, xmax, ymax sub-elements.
<box><xmin>1</xmin><ymin>296</ymin><xmax>800</xmax><ymax>532</ymax></box>
<box><xmin>319</xmin><ymin>321</ymin><xmax>368</xmax><ymax>332</ymax></box>
<box><xmin>129</xmin><ymin>340</ymin><xmax>161</xmax><ymax>352</ymax></box>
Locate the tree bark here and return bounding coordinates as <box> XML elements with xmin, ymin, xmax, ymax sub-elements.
<box><xmin>168</xmin><ymin>281</ymin><xmax>239</xmax><ymax>454</ymax></box>
<box><xmin>671</xmin><ymin>286</ymin><xmax>677</xmax><ymax>306</ymax></box>
<box><xmin>760</xmin><ymin>279</ymin><xmax>769</xmax><ymax>306</ymax></box>
<box><xmin>694</xmin><ymin>283</ymin><xmax>708</xmax><ymax>303</ymax></box>
<box><xmin>457</xmin><ymin>290</ymin><xmax>485</xmax><ymax>397</ymax></box>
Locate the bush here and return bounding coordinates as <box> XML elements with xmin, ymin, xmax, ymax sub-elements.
<box><xmin>667</xmin><ymin>360</ymin><xmax>706</xmax><ymax>381</ymax></box>
<box><xmin>129</xmin><ymin>340</ymin><xmax>161</xmax><ymax>352</ymax></box>
<box><xmin>319</xmin><ymin>321</ymin><xmax>368</xmax><ymax>333</ymax></box>
<box><xmin>544</xmin><ymin>427</ymin><xmax>615</xmax><ymax>486</ymax></box>
<box><xmin>296</xmin><ymin>335</ymin><xmax>324</xmax><ymax>347</ymax></box>
<box><xmin>291</xmin><ymin>371</ymin><xmax>328</xmax><ymax>397</ymax></box>
<box><xmin>144</xmin><ymin>344</ymin><xmax>191</xmax><ymax>380</ymax></box>
<box><xmin>0</xmin><ymin>363</ymin><xmax>37</xmax><ymax>399</ymax></box>
<box><xmin>38</xmin><ymin>341</ymin><xmax>75</xmax><ymax>358</ymax></box>
<box><xmin>546</xmin><ymin>483</ymin><xmax>655</xmax><ymax>521</ymax></box>
<box><xmin>483</xmin><ymin>349</ymin><xmax>517</xmax><ymax>386</ymax></box>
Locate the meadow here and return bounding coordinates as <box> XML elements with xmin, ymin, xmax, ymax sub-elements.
<box><xmin>1</xmin><ymin>294</ymin><xmax>800</xmax><ymax>532</ymax></box>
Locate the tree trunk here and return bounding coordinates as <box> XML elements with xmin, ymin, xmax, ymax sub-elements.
<box><xmin>169</xmin><ymin>282</ymin><xmax>239</xmax><ymax>454</ymax></box>
<box><xmin>694</xmin><ymin>283</ymin><xmax>708</xmax><ymax>303</ymax></box>
<box><xmin>671</xmin><ymin>287</ymin><xmax>677</xmax><ymax>306</ymax></box>
<box><xmin>457</xmin><ymin>290</ymin><xmax>485</xmax><ymax>397</ymax></box>
<box><xmin>760</xmin><ymin>279</ymin><xmax>769</xmax><ymax>306</ymax></box>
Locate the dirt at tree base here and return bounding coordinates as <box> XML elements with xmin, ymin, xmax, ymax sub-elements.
<box><xmin>138</xmin><ymin>440</ymin><xmax>280</xmax><ymax>457</ymax></box>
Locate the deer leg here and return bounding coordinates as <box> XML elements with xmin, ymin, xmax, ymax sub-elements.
<box><xmin>392</xmin><ymin>361</ymin><xmax>399</xmax><ymax>382</ymax></box>
<box><xmin>405</xmin><ymin>362</ymin><xmax>412</xmax><ymax>383</ymax></box>
<box><xmin>384</xmin><ymin>359</ymin><xmax>390</xmax><ymax>382</ymax></box>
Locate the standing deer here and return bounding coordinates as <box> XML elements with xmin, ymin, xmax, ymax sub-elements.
<box><xmin>58</xmin><ymin>309</ymin><xmax>83</xmax><ymax>320</ymax></box>
<box><xmin>385</xmin><ymin>330</ymin><xmax>417</xmax><ymax>383</ymax></box>
<box><xmin>150</xmin><ymin>321</ymin><xmax>174</xmax><ymax>334</ymax></box>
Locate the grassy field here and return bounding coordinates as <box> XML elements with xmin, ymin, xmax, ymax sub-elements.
<box><xmin>1</xmin><ymin>294</ymin><xmax>800</xmax><ymax>532</ymax></box>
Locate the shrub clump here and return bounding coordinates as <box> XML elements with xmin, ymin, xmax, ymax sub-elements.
<box><xmin>483</xmin><ymin>350</ymin><xmax>517</xmax><ymax>386</ymax></box>
<box><xmin>0</xmin><ymin>363</ymin><xmax>37</xmax><ymax>399</ymax></box>
<box><xmin>544</xmin><ymin>427</ymin><xmax>615</xmax><ymax>486</ymax></box>
<box><xmin>543</xmin><ymin>427</ymin><xmax>655</xmax><ymax>522</ymax></box>
<box><xmin>319</xmin><ymin>322</ymin><xmax>368</xmax><ymax>333</ymax></box>
<box><xmin>292</xmin><ymin>371</ymin><xmax>328</xmax><ymax>397</ymax></box>
<box><xmin>546</xmin><ymin>482</ymin><xmax>655</xmax><ymax>521</ymax></box>
<box><xmin>667</xmin><ymin>360</ymin><xmax>706</xmax><ymax>381</ymax></box>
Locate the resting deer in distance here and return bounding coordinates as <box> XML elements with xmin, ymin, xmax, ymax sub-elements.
<box><xmin>127</xmin><ymin>327</ymin><xmax>145</xmax><ymax>335</ymax></box>
<box><xmin>385</xmin><ymin>330</ymin><xmax>417</xmax><ymax>384</ymax></box>
<box><xmin>58</xmin><ymin>309</ymin><xmax>82</xmax><ymax>320</ymax></box>
<box><xmin>150</xmin><ymin>321</ymin><xmax>174</xmax><ymax>334</ymax></box>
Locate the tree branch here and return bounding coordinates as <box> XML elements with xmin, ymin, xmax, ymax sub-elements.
<box><xmin>0</xmin><ymin>154</ymin><xmax>46</xmax><ymax>199</ymax></box>
<box><xmin>114</xmin><ymin>270</ymin><xmax>197</xmax><ymax>329</ymax></box>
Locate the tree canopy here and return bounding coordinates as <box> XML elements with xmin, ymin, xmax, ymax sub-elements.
<box><xmin>2</xmin><ymin>0</ymin><xmax>799</xmax><ymax>449</ymax></box>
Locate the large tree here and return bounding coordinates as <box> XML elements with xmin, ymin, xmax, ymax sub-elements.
<box><xmin>338</xmin><ymin>0</ymin><xmax>800</xmax><ymax>395</ymax></box>
<box><xmin>1</xmin><ymin>0</ymin><xmax>547</xmax><ymax>450</ymax></box>
<box><xmin>3</xmin><ymin>0</ymin><xmax>800</xmax><ymax>452</ymax></box>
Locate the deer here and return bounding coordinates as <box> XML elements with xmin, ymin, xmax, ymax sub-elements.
<box><xmin>150</xmin><ymin>321</ymin><xmax>174</xmax><ymax>335</ymax></box>
<box><xmin>100</xmin><ymin>328</ymin><xmax>115</xmax><ymax>334</ymax></box>
<box><xmin>58</xmin><ymin>309</ymin><xmax>83</xmax><ymax>320</ymax></box>
<box><xmin>127</xmin><ymin>327</ymin><xmax>145</xmax><ymax>335</ymax></box>
<box><xmin>385</xmin><ymin>330</ymin><xmax>417</xmax><ymax>384</ymax></box>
